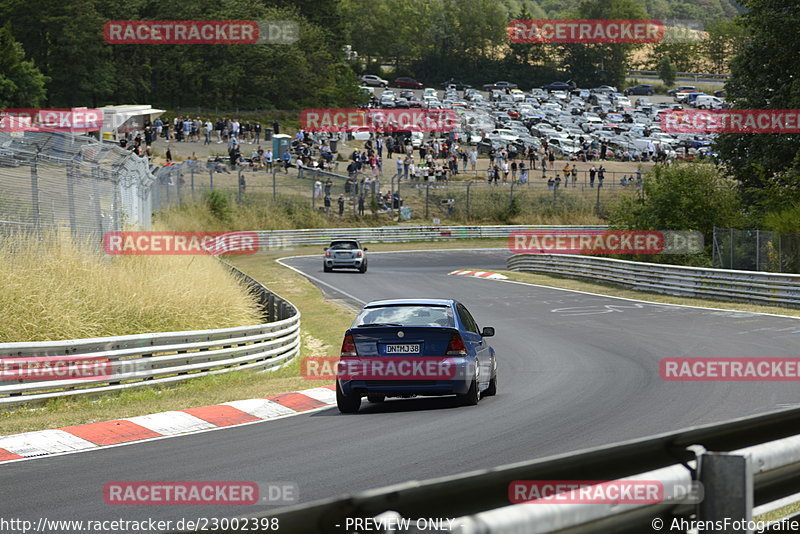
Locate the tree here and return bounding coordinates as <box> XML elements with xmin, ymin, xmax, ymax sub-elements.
<box><xmin>562</xmin><ymin>0</ymin><xmax>648</xmax><ymax>88</ymax></box>
<box><xmin>610</xmin><ymin>163</ymin><xmax>743</xmax><ymax>264</ymax></box>
<box><xmin>657</xmin><ymin>56</ymin><xmax>676</xmax><ymax>87</ymax></box>
<box><xmin>713</xmin><ymin>0</ymin><xmax>800</xmax><ymax>213</ymax></box>
<box><xmin>0</xmin><ymin>25</ymin><xmax>47</xmax><ymax>108</ymax></box>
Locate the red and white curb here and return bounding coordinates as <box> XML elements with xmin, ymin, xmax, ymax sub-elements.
<box><xmin>449</xmin><ymin>269</ymin><xmax>508</xmax><ymax>280</ymax></box>
<box><xmin>0</xmin><ymin>385</ymin><xmax>336</xmax><ymax>463</ymax></box>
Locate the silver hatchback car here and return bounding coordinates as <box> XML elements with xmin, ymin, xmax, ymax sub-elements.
<box><xmin>323</xmin><ymin>239</ymin><xmax>368</xmax><ymax>273</ymax></box>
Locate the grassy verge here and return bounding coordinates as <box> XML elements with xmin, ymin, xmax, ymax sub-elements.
<box><xmin>0</xmin><ymin>234</ymin><xmax>263</xmax><ymax>342</ymax></box>
<box><xmin>500</xmin><ymin>271</ymin><xmax>800</xmax><ymax>317</ymax></box>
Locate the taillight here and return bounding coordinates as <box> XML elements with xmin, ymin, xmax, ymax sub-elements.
<box><xmin>325</xmin><ymin>250</ymin><xmax>331</xmax><ymax>257</ymax></box>
<box><xmin>341</xmin><ymin>334</ymin><xmax>357</xmax><ymax>357</ymax></box>
<box><xmin>446</xmin><ymin>333</ymin><xmax>467</xmax><ymax>355</ymax></box>
<box><xmin>356</xmin><ymin>251</ymin><xmax>362</xmax><ymax>257</ymax></box>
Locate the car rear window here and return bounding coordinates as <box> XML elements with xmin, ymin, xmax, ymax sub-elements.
<box><xmin>330</xmin><ymin>241</ymin><xmax>359</xmax><ymax>250</ymax></box>
<box><xmin>353</xmin><ymin>305</ymin><xmax>455</xmax><ymax>328</ymax></box>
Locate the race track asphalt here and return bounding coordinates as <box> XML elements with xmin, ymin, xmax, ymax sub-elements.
<box><xmin>2</xmin><ymin>249</ymin><xmax>798</xmax><ymax>530</ymax></box>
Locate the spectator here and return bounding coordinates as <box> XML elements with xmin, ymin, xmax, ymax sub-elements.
<box><xmin>562</xmin><ymin>163</ymin><xmax>571</xmax><ymax>188</ymax></box>
<box><xmin>324</xmin><ymin>178</ymin><xmax>332</xmax><ymax>197</ymax></box>
<box><xmin>324</xmin><ymin>194</ymin><xmax>331</xmax><ymax>216</ymax></box>
<box><xmin>338</xmin><ymin>195</ymin><xmax>345</xmax><ymax>216</ymax></box>
<box><xmin>272</xmin><ymin>120</ymin><xmax>280</xmax><ymax>135</ymax></box>
<box><xmin>597</xmin><ymin>165</ymin><xmax>605</xmax><ymax>187</ymax></box>
<box><xmin>571</xmin><ymin>165</ymin><xmax>578</xmax><ymax>186</ymax></box>
<box><xmin>589</xmin><ymin>165</ymin><xmax>596</xmax><ymax>187</ymax></box>
<box><xmin>358</xmin><ymin>195</ymin><xmax>365</xmax><ymax>216</ymax></box>
<box><xmin>314</xmin><ymin>179</ymin><xmax>322</xmax><ymax>198</ymax></box>
<box><xmin>519</xmin><ymin>162</ymin><xmax>528</xmax><ymax>183</ymax></box>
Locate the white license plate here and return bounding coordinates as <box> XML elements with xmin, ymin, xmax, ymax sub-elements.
<box><xmin>385</xmin><ymin>344</ymin><xmax>421</xmax><ymax>354</ymax></box>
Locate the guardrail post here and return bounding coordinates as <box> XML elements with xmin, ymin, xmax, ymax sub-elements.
<box><xmin>466</xmin><ymin>181</ymin><xmax>473</xmax><ymax>221</ymax></box>
<box><xmin>698</xmin><ymin>452</ymin><xmax>753</xmax><ymax>533</ymax></box>
<box><xmin>268</xmin><ymin>293</ymin><xmax>275</xmax><ymax>322</ymax></box>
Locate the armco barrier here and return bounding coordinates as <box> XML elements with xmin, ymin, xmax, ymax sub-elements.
<box><xmin>0</xmin><ymin>264</ymin><xmax>300</xmax><ymax>408</ymax></box>
<box><xmin>255</xmin><ymin>225</ymin><xmax>608</xmax><ymax>250</ymax></box>
<box><xmin>198</xmin><ymin>405</ymin><xmax>800</xmax><ymax>533</ymax></box>
<box><xmin>507</xmin><ymin>254</ymin><xmax>800</xmax><ymax>307</ymax></box>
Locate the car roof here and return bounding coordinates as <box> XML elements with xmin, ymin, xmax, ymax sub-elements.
<box><xmin>330</xmin><ymin>238</ymin><xmax>362</xmax><ymax>244</ymax></box>
<box><xmin>364</xmin><ymin>298</ymin><xmax>456</xmax><ymax>308</ymax></box>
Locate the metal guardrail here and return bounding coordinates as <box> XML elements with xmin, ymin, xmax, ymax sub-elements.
<box><xmin>255</xmin><ymin>225</ymin><xmax>608</xmax><ymax>250</ymax></box>
<box><xmin>628</xmin><ymin>69</ymin><xmax>731</xmax><ymax>79</ymax></box>
<box><xmin>0</xmin><ymin>264</ymin><xmax>300</xmax><ymax>407</ymax></box>
<box><xmin>507</xmin><ymin>254</ymin><xmax>800</xmax><ymax>308</ymax></box>
<box><xmin>203</xmin><ymin>405</ymin><xmax>800</xmax><ymax>534</ymax></box>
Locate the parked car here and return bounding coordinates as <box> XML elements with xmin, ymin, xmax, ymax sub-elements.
<box><xmin>399</xmin><ymin>90</ymin><xmax>415</xmax><ymax>99</ymax></box>
<box><xmin>591</xmin><ymin>85</ymin><xmax>618</xmax><ymax>94</ymax></box>
<box><xmin>666</xmin><ymin>85</ymin><xmax>697</xmax><ymax>96</ymax></box>
<box><xmin>335</xmin><ymin>299</ymin><xmax>497</xmax><ymax>413</ymax></box>
<box><xmin>541</xmin><ymin>81</ymin><xmax>576</xmax><ymax>92</ymax></box>
<box><xmin>483</xmin><ymin>81</ymin><xmax>518</xmax><ymax>91</ymax></box>
<box><xmin>394</xmin><ymin>77</ymin><xmax>424</xmax><ymax>89</ymax></box>
<box><xmin>360</xmin><ymin>74</ymin><xmax>389</xmax><ymax>87</ymax></box>
<box><xmin>441</xmin><ymin>79</ymin><xmax>472</xmax><ymax>90</ymax></box>
<box><xmin>694</xmin><ymin>95</ymin><xmax>725</xmax><ymax>109</ymax></box>
<box><xmin>323</xmin><ymin>239</ymin><xmax>368</xmax><ymax>273</ymax></box>
<box><xmin>624</xmin><ymin>84</ymin><xmax>655</xmax><ymax>96</ymax></box>
<box><xmin>394</xmin><ymin>97</ymin><xmax>410</xmax><ymax>108</ymax></box>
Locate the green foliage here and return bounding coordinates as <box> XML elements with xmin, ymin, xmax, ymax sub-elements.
<box><xmin>714</xmin><ymin>0</ymin><xmax>800</xmax><ymax>215</ymax></box>
<box><xmin>205</xmin><ymin>190</ymin><xmax>232</xmax><ymax>222</ymax></box>
<box><xmin>657</xmin><ymin>56</ymin><xmax>677</xmax><ymax>87</ymax></box>
<box><xmin>0</xmin><ymin>25</ymin><xmax>47</xmax><ymax>107</ymax></box>
<box><xmin>609</xmin><ymin>163</ymin><xmax>744</xmax><ymax>251</ymax></box>
<box><xmin>763</xmin><ymin>203</ymin><xmax>800</xmax><ymax>236</ymax></box>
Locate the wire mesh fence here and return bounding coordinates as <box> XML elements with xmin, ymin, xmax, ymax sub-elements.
<box><xmin>150</xmin><ymin>157</ymin><xmax>630</xmax><ymax>224</ymax></box>
<box><xmin>0</xmin><ymin>131</ymin><xmax>154</xmax><ymax>241</ymax></box>
<box><xmin>713</xmin><ymin>227</ymin><xmax>800</xmax><ymax>274</ymax></box>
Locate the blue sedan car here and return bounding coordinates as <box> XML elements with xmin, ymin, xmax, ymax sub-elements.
<box><xmin>336</xmin><ymin>299</ymin><xmax>497</xmax><ymax>413</ymax></box>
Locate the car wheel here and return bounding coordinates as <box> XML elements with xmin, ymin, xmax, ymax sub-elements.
<box><xmin>458</xmin><ymin>376</ymin><xmax>480</xmax><ymax>406</ymax></box>
<box><xmin>380</xmin><ymin>83</ymin><xmax>387</xmax><ymax>88</ymax></box>
<box><xmin>483</xmin><ymin>367</ymin><xmax>497</xmax><ymax>397</ymax></box>
<box><xmin>648</xmin><ymin>91</ymin><xmax>654</xmax><ymax>96</ymax></box>
<box><xmin>336</xmin><ymin>382</ymin><xmax>361</xmax><ymax>413</ymax></box>
<box><xmin>359</xmin><ymin>262</ymin><xmax>368</xmax><ymax>273</ymax></box>
<box><xmin>323</xmin><ymin>264</ymin><xmax>332</xmax><ymax>273</ymax></box>
<box><xmin>367</xmin><ymin>394</ymin><xmax>385</xmax><ymax>403</ymax></box>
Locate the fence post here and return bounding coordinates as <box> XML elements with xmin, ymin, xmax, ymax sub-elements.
<box><xmin>237</xmin><ymin>168</ymin><xmax>244</xmax><ymax>205</ymax></box>
<box><xmin>209</xmin><ymin>169</ymin><xmax>214</xmax><ymax>191</ymax></box>
<box><xmin>267</xmin><ymin>293</ymin><xmax>275</xmax><ymax>322</ymax></box>
<box><xmin>466</xmin><ymin>181</ymin><xmax>473</xmax><ymax>221</ymax></box>
<box><xmin>730</xmin><ymin>228</ymin><xmax>734</xmax><ymax>270</ymax></box>
<box><xmin>697</xmin><ymin>452</ymin><xmax>753</xmax><ymax>533</ymax></box>
<box><xmin>30</xmin><ymin>154</ymin><xmax>42</xmax><ymax>237</ymax></box>
<box><xmin>91</xmin><ymin>168</ymin><xmax>104</xmax><ymax>238</ymax></box>
<box><xmin>272</xmin><ymin>166</ymin><xmax>277</xmax><ymax>202</ymax></box>
<box><xmin>190</xmin><ymin>167</ymin><xmax>195</xmax><ymax>202</ymax></box>
<box><xmin>510</xmin><ymin>181</ymin><xmax>516</xmax><ymax>211</ymax></box>
<box><xmin>595</xmin><ymin>182</ymin><xmax>601</xmax><ymax>216</ymax></box>
<box><xmin>66</xmin><ymin>162</ymin><xmax>78</xmax><ymax>239</ymax></box>
<box><xmin>311</xmin><ymin>179</ymin><xmax>316</xmax><ymax>209</ymax></box>
<box><xmin>425</xmin><ymin>183</ymin><xmax>430</xmax><ymax>219</ymax></box>
<box><xmin>755</xmin><ymin>230</ymin><xmax>760</xmax><ymax>271</ymax></box>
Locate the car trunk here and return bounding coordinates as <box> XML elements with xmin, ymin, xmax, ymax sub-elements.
<box><xmin>348</xmin><ymin>326</ymin><xmax>459</xmax><ymax>357</ymax></box>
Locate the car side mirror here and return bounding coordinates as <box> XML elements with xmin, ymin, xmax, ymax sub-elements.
<box><xmin>481</xmin><ymin>327</ymin><xmax>495</xmax><ymax>337</ymax></box>
<box><xmin>363</xmin><ymin>247</ymin><xmax>368</xmax><ymax>251</ymax></box>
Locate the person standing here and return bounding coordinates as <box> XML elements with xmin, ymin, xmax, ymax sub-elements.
<box><xmin>272</xmin><ymin>120</ymin><xmax>280</xmax><ymax>135</ymax></box>
<box><xmin>562</xmin><ymin>163</ymin><xmax>571</xmax><ymax>188</ymax></box>
<box><xmin>571</xmin><ymin>165</ymin><xmax>578</xmax><ymax>187</ymax></box>
<box><xmin>519</xmin><ymin>162</ymin><xmax>528</xmax><ymax>183</ymax></box>
<box><xmin>338</xmin><ymin>195</ymin><xmax>345</xmax><ymax>216</ymax></box>
<box><xmin>510</xmin><ymin>160</ymin><xmax>517</xmax><ymax>182</ymax></box>
<box><xmin>358</xmin><ymin>195</ymin><xmax>365</xmax><ymax>216</ymax></box>
<box><xmin>589</xmin><ymin>165</ymin><xmax>596</xmax><ymax>187</ymax></box>
<box><xmin>324</xmin><ymin>194</ymin><xmax>331</xmax><ymax>216</ymax></box>
<box><xmin>324</xmin><ymin>178</ymin><xmax>332</xmax><ymax>198</ymax></box>
<box><xmin>598</xmin><ymin>165</ymin><xmax>605</xmax><ymax>187</ymax></box>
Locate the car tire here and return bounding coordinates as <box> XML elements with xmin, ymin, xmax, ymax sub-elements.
<box><xmin>367</xmin><ymin>394</ymin><xmax>385</xmax><ymax>403</ymax></box>
<box><xmin>359</xmin><ymin>262</ymin><xmax>368</xmax><ymax>273</ymax></box>
<box><xmin>323</xmin><ymin>264</ymin><xmax>332</xmax><ymax>273</ymax></box>
<box><xmin>458</xmin><ymin>376</ymin><xmax>480</xmax><ymax>406</ymax></box>
<box><xmin>380</xmin><ymin>83</ymin><xmax>387</xmax><ymax>88</ymax></box>
<box><xmin>483</xmin><ymin>366</ymin><xmax>497</xmax><ymax>397</ymax></box>
<box><xmin>336</xmin><ymin>382</ymin><xmax>361</xmax><ymax>413</ymax></box>
<box><xmin>648</xmin><ymin>91</ymin><xmax>654</xmax><ymax>96</ymax></box>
